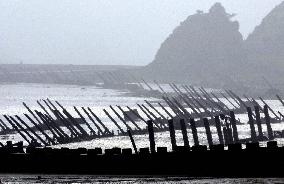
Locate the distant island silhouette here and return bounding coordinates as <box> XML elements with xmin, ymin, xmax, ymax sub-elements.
<box><xmin>141</xmin><ymin>2</ymin><xmax>284</xmax><ymax>95</ymax></box>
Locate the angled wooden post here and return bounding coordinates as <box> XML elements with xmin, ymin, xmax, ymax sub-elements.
<box><xmin>264</xmin><ymin>105</ymin><xmax>274</xmax><ymax>140</ymax></box>
<box><xmin>147</xmin><ymin>120</ymin><xmax>156</xmax><ymax>153</ymax></box>
<box><xmin>180</xmin><ymin>119</ymin><xmax>190</xmax><ymax>148</ymax></box>
<box><xmin>203</xmin><ymin>118</ymin><xmax>213</xmax><ymax>146</ymax></box>
<box><xmin>229</xmin><ymin>111</ymin><xmax>239</xmax><ymax>143</ymax></box>
<box><xmin>127</xmin><ymin>129</ymin><xmax>138</xmax><ymax>154</ymax></box>
<box><xmin>190</xmin><ymin>118</ymin><xmax>199</xmax><ymax>146</ymax></box>
<box><xmin>247</xmin><ymin>107</ymin><xmax>257</xmax><ymax>142</ymax></box>
<box><xmin>214</xmin><ymin>116</ymin><xmax>224</xmax><ymax>145</ymax></box>
<box><xmin>168</xmin><ymin>119</ymin><xmax>177</xmax><ymax>151</ymax></box>
<box><xmin>254</xmin><ymin>106</ymin><xmax>263</xmax><ymax>138</ymax></box>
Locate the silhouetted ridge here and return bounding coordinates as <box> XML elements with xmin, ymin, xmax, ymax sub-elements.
<box><xmin>246</xmin><ymin>1</ymin><xmax>284</xmax><ymax>62</ymax></box>
<box><xmin>244</xmin><ymin>1</ymin><xmax>284</xmax><ymax>87</ymax></box>
<box><xmin>145</xmin><ymin>3</ymin><xmax>244</xmax><ymax>87</ymax></box>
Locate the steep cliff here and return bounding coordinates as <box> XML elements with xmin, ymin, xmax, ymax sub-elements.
<box><xmin>142</xmin><ymin>2</ymin><xmax>284</xmax><ymax>94</ymax></box>
<box><xmin>245</xmin><ymin>1</ymin><xmax>284</xmax><ymax>87</ymax></box>
<box><xmin>144</xmin><ymin>3</ymin><xmax>245</xmax><ymax>88</ymax></box>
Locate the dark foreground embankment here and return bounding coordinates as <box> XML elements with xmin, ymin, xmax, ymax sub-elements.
<box><xmin>0</xmin><ymin>140</ymin><xmax>282</xmax><ymax>177</ymax></box>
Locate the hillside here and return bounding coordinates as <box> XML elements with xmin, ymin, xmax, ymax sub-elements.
<box><xmin>144</xmin><ymin>3</ymin><xmax>245</xmax><ymax>89</ymax></box>
<box><xmin>245</xmin><ymin>1</ymin><xmax>284</xmax><ymax>88</ymax></box>
<box><xmin>141</xmin><ymin>2</ymin><xmax>284</xmax><ymax>95</ymax></box>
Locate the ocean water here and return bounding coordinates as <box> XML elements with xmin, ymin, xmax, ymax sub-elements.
<box><xmin>0</xmin><ymin>83</ymin><xmax>284</xmax><ymax>183</ymax></box>
<box><xmin>1</xmin><ymin>83</ymin><xmax>284</xmax><ymax>150</ymax></box>
<box><xmin>1</xmin><ymin>83</ymin><xmax>284</xmax><ymax>149</ymax></box>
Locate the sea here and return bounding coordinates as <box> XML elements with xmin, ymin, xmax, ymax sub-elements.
<box><xmin>0</xmin><ymin>83</ymin><xmax>283</xmax><ymax>183</ymax></box>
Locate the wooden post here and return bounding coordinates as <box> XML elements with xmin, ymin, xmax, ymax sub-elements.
<box><xmin>171</xmin><ymin>97</ymin><xmax>191</xmax><ymax>119</ymax></box>
<box><xmin>22</xmin><ymin>102</ymin><xmax>44</xmax><ymax>126</ymax></box>
<box><xmin>153</xmin><ymin>80</ymin><xmax>167</xmax><ymax>94</ymax></box>
<box><xmin>52</xmin><ymin>110</ymin><xmax>79</xmax><ymax>138</ymax></box>
<box><xmin>276</xmin><ymin>94</ymin><xmax>284</xmax><ymax>106</ymax></box>
<box><xmin>181</xmin><ymin>85</ymin><xmax>203</xmax><ymax>113</ymax></box>
<box><xmin>168</xmin><ymin>119</ymin><xmax>177</xmax><ymax>151</ymax></box>
<box><xmin>87</xmin><ymin>107</ymin><xmax>112</xmax><ymax>134</ymax></box>
<box><xmin>254</xmin><ymin>106</ymin><xmax>263</xmax><ymax>138</ymax></box>
<box><xmin>247</xmin><ymin>107</ymin><xmax>257</xmax><ymax>142</ymax></box>
<box><xmin>243</xmin><ymin>95</ymin><xmax>255</xmax><ymax>107</ymax></box>
<box><xmin>189</xmin><ymin>86</ymin><xmax>217</xmax><ymax>113</ymax></box>
<box><xmin>224</xmin><ymin>90</ymin><xmax>242</xmax><ymax>109</ymax></box>
<box><xmin>45</xmin><ymin>98</ymin><xmax>58</xmax><ymax>111</ymax></box>
<box><xmin>227</xmin><ymin>127</ymin><xmax>233</xmax><ymax>145</ymax></box>
<box><xmin>0</xmin><ymin>120</ymin><xmax>7</xmax><ymax>131</ymax></box>
<box><xmin>62</xmin><ymin>109</ymin><xmax>89</xmax><ymax>137</ymax></box>
<box><xmin>137</xmin><ymin>104</ymin><xmax>161</xmax><ymax>128</ymax></box>
<box><xmin>278</xmin><ymin>111</ymin><xmax>284</xmax><ymax>119</ymax></box>
<box><xmin>41</xmin><ymin>112</ymin><xmax>66</xmax><ymax>135</ymax></box>
<box><xmin>220</xmin><ymin>92</ymin><xmax>238</xmax><ymax>109</ymax></box>
<box><xmin>203</xmin><ymin>118</ymin><xmax>213</xmax><ymax>146</ymax></box>
<box><xmin>190</xmin><ymin>118</ymin><xmax>199</xmax><ymax>146</ymax></box>
<box><xmin>179</xmin><ymin>93</ymin><xmax>202</xmax><ymax>115</ymax></box>
<box><xmin>137</xmin><ymin>104</ymin><xmax>153</xmax><ymax>121</ymax></box>
<box><xmin>109</xmin><ymin>105</ymin><xmax>133</xmax><ymax>131</ymax></box>
<box><xmin>3</xmin><ymin>115</ymin><xmax>31</xmax><ymax>144</ymax></box>
<box><xmin>15</xmin><ymin>115</ymin><xmax>49</xmax><ymax>146</ymax></box>
<box><xmin>55</xmin><ymin>101</ymin><xmax>89</xmax><ymax>137</ymax></box>
<box><xmin>229</xmin><ymin>111</ymin><xmax>239</xmax><ymax>143</ymax></box>
<box><xmin>157</xmin><ymin>102</ymin><xmax>174</xmax><ymax>119</ymax></box>
<box><xmin>210</xmin><ymin>92</ymin><xmax>230</xmax><ymax>111</ymax></box>
<box><xmin>167</xmin><ymin>95</ymin><xmax>187</xmax><ymax>115</ymax></box>
<box><xmin>226</xmin><ymin>90</ymin><xmax>242</xmax><ymax>108</ymax></box>
<box><xmin>41</xmin><ymin>112</ymin><xmax>68</xmax><ymax>139</ymax></box>
<box><xmin>142</xmin><ymin>104</ymin><xmax>166</xmax><ymax>128</ymax></box>
<box><xmin>41</xmin><ymin>99</ymin><xmax>76</xmax><ymax>137</ymax></box>
<box><xmin>127</xmin><ymin>130</ymin><xmax>138</xmax><ymax>154</ymax></box>
<box><xmin>35</xmin><ymin>111</ymin><xmax>63</xmax><ymax>140</ymax></box>
<box><xmin>264</xmin><ymin>105</ymin><xmax>274</xmax><ymax>140</ymax></box>
<box><xmin>144</xmin><ymin>100</ymin><xmax>167</xmax><ymax>120</ymax></box>
<box><xmin>214</xmin><ymin>116</ymin><xmax>224</xmax><ymax>145</ymax></box>
<box><xmin>223</xmin><ymin>127</ymin><xmax>229</xmax><ymax>145</ymax></box>
<box><xmin>74</xmin><ymin>106</ymin><xmax>96</xmax><ymax>135</ymax></box>
<box><xmin>24</xmin><ymin>113</ymin><xmax>60</xmax><ymax>143</ymax></box>
<box><xmin>103</xmin><ymin>109</ymin><xmax>125</xmax><ymax>134</ymax></box>
<box><xmin>198</xmin><ymin>87</ymin><xmax>220</xmax><ymax>112</ymax></box>
<box><xmin>162</xmin><ymin>96</ymin><xmax>182</xmax><ymax>116</ymax></box>
<box><xmin>43</xmin><ymin>99</ymin><xmax>78</xmax><ymax>137</ymax></box>
<box><xmin>147</xmin><ymin>120</ymin><xmax>155</xmax><ymax>153</ymax></box>
<box><xmin>81</xmin><ymin>107</ymin><xmax>104</xmax><ymax>135</ymax></box>
<box><xmin>142</xmin><ymin>78</ymin><xmax>155</xmax><ymax>91</ymax></box>
<box><xmin>9</xmin><ymin>116</ymin><xmax>37</xmax><ymax>144</ymax></box>
<box><xmin>168</xmin><ymin>83</ymin><xmax>179</xmax><ymax>94</ymax></box>
<box><xmin>126</xmin><ymin>106</ymin><xmax>148</xmax><ymax>124</ymax></box>
<box><xmin>185</xmin><ymin>88</ymin><xmax>213</xmax><ymax>118</ymax></box>
<box><xmin>116</xmin><ymin>105</ymin><xmax>142</xmax><ymax>131</ymax></box>
<box><xmin>36</xmin><ymin>100</ymin><xmax>54</xmax><ymax>121</ymax></box>
<box><xmin>259</xmin><ymin>97</ymin><xmax>280</xmax><ymax>120</ymax></box>
<box><xmin>180</xmin><ymin>119</ymin><xmax>189</xmax><ymax>148</ymax></box>
<box><xmin>0</xmin><ymin>119</ymin><xmax>9</xmax><ymax>130</ymax></box>
<box><xmin>251</xmin><ymin>97</ymin><xmax>262</xmax><ymax>112</ymax></box>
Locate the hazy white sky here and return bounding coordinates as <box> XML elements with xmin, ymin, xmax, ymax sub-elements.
<box><xmin>0</xmin><ymin>0</ymin><xmax>283</xmax><ymax>65</ymax></box>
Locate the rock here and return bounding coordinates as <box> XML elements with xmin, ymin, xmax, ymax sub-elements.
<box><xmin>245</xmin><ymin>1</ymin><xmax>284</xmax><ymax>88</ymax></box>
<box><xmin>144</xmin><ymin>3</ymin><xmax>245</xmax><ymax>88</ymax></box>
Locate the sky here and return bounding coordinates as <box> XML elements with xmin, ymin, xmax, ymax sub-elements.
<box><xmin>0</xmin><ymin>0</ymin><xmax>283</xmax><ymax>66</ymax></box>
